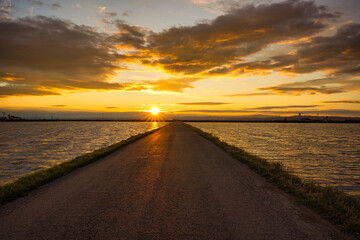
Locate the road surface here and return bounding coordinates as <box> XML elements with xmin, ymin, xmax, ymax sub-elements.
<box><xmin>0</xmin><ymin>122</ymin><xmax>351</xmax><ymax>239</ymax></box>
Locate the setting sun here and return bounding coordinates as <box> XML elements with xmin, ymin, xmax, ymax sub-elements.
<box><xmin>150</xmin><ymin>107</ymin><xmax>160</xmax><ymax>115</ymax></box>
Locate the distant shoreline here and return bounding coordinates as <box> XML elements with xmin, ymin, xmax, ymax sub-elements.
<box><xmin>1</xmin><ymin>119</ymin><xmax>360</xmax><ymax>123</ymax></box>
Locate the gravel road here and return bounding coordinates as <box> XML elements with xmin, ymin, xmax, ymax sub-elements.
<box><xmin>0</xmin><ymin>122</ymin><xmax>352</xmax><ymax>239</ymax></box>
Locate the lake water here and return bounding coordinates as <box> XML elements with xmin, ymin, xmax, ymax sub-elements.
<box><xmin>0</xmin><ymin>121</ymin><xmax>166</xmax><ymax>185</ymax></box>
<box><xmin>189</xmin><ymin>122</ymin><xmax>360</xmax><ymax>198</ymax></box>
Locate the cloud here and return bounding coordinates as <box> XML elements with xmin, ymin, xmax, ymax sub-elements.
<box><xmin>1</xmin><ymin>1</ymin><xmax>357</xmax><ymax>99</ymax></box>
<box><xmin>51</xmin><ymin>105</ymin><xmax>67</xmax><ymax>107</ymax></box>
<box><xmin>0</xmin><ymin>1</ymin><xmax>12</xmax><ymax>20</ymax></box>
<box><xmin>223</xmin><ymin>92</ymin><xmax>275</xmax><ymax>97</ymax></box>
<box><xmin>0</xmin><ymin>85</ymin><xmax>60</xmax><ymax>98</ymax></box>
<box><xmin>98</xmin><ymin>6</ymin><xmax>106</xmax><ymax>13</ymax></box>
<box><xmin>222</xmin><ymin>76</ymin><xmax>360</xmax><ymax>97</ymax></box>
<box><xmin>136</xmin><ymin>0</ymin><xmax>337</xmax><ymax>74</ymax></box>
<box><xmin>179</xmin><ymin>109</ymin><xmax>247</xmax><ymax>113</ymax></box>
<box><xmin>259</xmin><ymin>77</ymin><xmax>360</xmax><ymax>95</ymax></box>
<box><xmin>222</xmin><ymin>22</ymin><xmax>360</xmax><ymax>76</ymax></box>
<box><xmin>178</xmin><ymin>104</ymin><xmax>322</xmax><ymax>112</ymax></box>
<box><xmin>106</xmin><ymin>106</ymin><xmax>118</xmax><ymax>109</ymax></box>
<box><xmin>178</xmin><ymin>108</ymin><xmax>360</xmax><ymax>116</ymax></box>
<box><xmin>27</xmin><ymin>0</ymin><xmax>44</xmax><ymax>6</ymax></box>
<box><xmin>145</xmin><ymin>77</ymin><xmax>200</xmax><ymax>92</ymax></box>
<box><xmin>0</xmin><ymin>16</ymin><xmax>129</xmax><ymax>97</ymax></box>
<box><xmin>177</xmin><ymin>102</ymin><xmax>231</xmax><ymax>105</ymax></box>
<box><xmin>58</xmin><ymin>77</ymin><xmax>202</xmax><ymax>94</ymax></box>
<box><xmin>111</xmin><ymin>20</ymin><xmax>149</xmax><ymax>49</ymax></box>
<box><xmin>192</xmin><ymin>0</ymin><xmax>272</xmax><ymax>14</ymax></box>
<box><xmin>122</xmin><ymin>11</ymin><xmax>132</xmax><ymax>17</ymax></box>
<box><xmin>26</xmin><ymin>1</ymin><xmax>61</xmax><ymax>9</ymax></box>
<box><xmin>247</xmin><ymin>105</ymin><xmax>320</xmax><ymax>110</ymax></box>
<box><xmin>288</xmin><ymin>23</ymin><xmax>360</xmax><ymax>75</ymax></box>
<box><xmin>105</xmin><ymin>12</ymin><xmax>117</xmax><ymax>18</ymax></box>
<box><xmin>192</xmin><ymin>0</ymin><xmax>217</xmax><ymax>4</ymax></box>
<box><xmin>51</xmin><ymin>3</ymin><xmax>61</xmax><ymax>9</ymax></box>
<box><xmin>322</xmin><ymin>100</ymin><xmax>360</xmax><ymax>104</ymax></box>
<box><xmin>207</xmin><ymin>67</ymin><xmax>232</xmax><ymax>75</ymax></box>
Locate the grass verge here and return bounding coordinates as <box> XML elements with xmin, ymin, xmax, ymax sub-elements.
<box><xmin>0</xmin><ymin>124</ymin><xmax>167</xmax><ymax>206</ymax></box>
<box><xmin>185</xmin><ymin>123</ymin><xmax>360</xmax><ymax>238</ymax></box>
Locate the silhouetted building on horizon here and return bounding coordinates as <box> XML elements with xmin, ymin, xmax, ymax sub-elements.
<box><xmin>0</xmin><ymin>113</ymin><xmax>22</xmax><ymax>121</ymax></box>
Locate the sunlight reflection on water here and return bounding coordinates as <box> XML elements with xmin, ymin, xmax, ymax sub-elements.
<box><xmin>0</xmin><ymin>121</ymin><xmax>166</xmax><ymax>185</ymax></box>
<box><xmin>189</xmin><ymin>122</ymin><xmax>360</xmax><ymax>198</ymax></box>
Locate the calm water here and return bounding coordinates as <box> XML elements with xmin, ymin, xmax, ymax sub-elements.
<box><xmin>0</xmin><ymin>121</ymin><xmax>166</xmax><ymax>185</ymax></box>
<box><xmin>189</xmin><ymin>122</ymin><xmax>360</xmax><ymax>197</ymax></box>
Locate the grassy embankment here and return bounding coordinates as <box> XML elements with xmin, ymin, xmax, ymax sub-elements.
<box><xmin>0</xmin><ymin>124</ymin><xmax>168</xmax><ymax>206</ymax></box>
<box><xmin>185</xmin><ymin>123</ymin><xmax>360</xmax><ymax>238</ymax></box>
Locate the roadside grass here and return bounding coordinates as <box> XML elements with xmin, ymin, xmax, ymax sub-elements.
<box><xmin>0</xmin><ymin>124</ymin><xmax>167</xmax><ymax>206</ymax></box>
<box><xmin>185</xmin><ymin>123</ymin><xmax>360</xmax><ymax>238</ymax></box>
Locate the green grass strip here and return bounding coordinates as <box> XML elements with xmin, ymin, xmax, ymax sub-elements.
<box><xmin>184</xmin><ymin>123</ymin><xmax>360</xmax><ymax>238</ymax></box>
<box><xmin>0</xmin><ymin>124</ymin><xmax>168</xmax><ymax>206</ymax></box>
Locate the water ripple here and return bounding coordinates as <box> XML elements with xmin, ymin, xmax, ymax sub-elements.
<box><xmin>190</xmin><ymin>122</ymin><xmax>360</xmax><ymax>198</ymax></box>
<box><xmin>0</xmin><ymin>121</ymin><xmax>165</xmax><ymax>185</ymax></box>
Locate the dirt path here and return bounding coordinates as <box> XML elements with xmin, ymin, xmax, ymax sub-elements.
<box><xmin>0</xmin><ymin>122</ymin><xmax>351</xmax><ymax>239</ymax></box>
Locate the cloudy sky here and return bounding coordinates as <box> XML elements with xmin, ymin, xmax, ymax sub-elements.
<box><xmin>0</xmin><ymin>0</ymin><xmax>359</xmax><ymax>118</ymax></box>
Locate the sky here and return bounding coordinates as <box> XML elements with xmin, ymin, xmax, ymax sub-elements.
<box><xmin>0</xmin><ymin>0</ymin><xmax>359</xmax><ymax>119</ymax></box>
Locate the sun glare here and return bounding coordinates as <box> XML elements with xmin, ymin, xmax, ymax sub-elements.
<box><xmin>145</xmin><ymin>107</ymin><xmax>164</xmax><ymax>122</ymax></box>
<box><xmin>150</xmin><ymin>107</ymin><xmax>160</xmax><ymax>115</ymax></box>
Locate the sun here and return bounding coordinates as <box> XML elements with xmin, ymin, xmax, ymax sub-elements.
<box><xmin>150</xmin><ymin>107</ymin><xmax>160</xmax><ymax>115</ymax></box>
<box><xmin>144</xmin><ymin>107</ymin><xmax>164</xmax><ymax>122</ymax></box>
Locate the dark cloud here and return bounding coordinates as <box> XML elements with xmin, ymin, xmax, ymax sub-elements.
<box><xmin>0</xmin><ymin>16</ymin><xmax>120</xmax><ymax>77</ymax></box>
<box><xmin>65</xmin><ymin>77</ymin><xmax>201</xmax><ymax>93</ymax></box>
<box><xmin>106</xmin><ymin>106</ymin><xmax>118</xmax><ymax>109</ymax></box>
<box><xmin>138</xmin><ymin>0</ymin><xmax>336</xmax><ymax>74</ymax></box>
<box><xmin>103</xmin><ymin>11</ymin><xmax>130</xmax><ymax>18</ymax></box>
<box><xmin>223</xmin><ymin>92</ymin><xmax>275</xmax><ymax>97</ymax></box>
<box><xmin>208</xmin><ymin>66</ymin><xmax>233</xmax><ymax>75</ymax></box>
<box><xmin>178</xmin><ymin>108</ymin><xmax>360</xmax><ymax>116</ymax></box>
<box><xmin>105</xmin><ymin>12</ymin><xmax>117</xmax><ymax>18</ymax></box>
<box><xmin>26</xmin><ymin>0</ymin><xmax>61</xmax><ymax>9</ymax></box>
<box><xmin>247</xmin><ymin>105</ymin><xmax>320</xmax><ymax>110</ymax></box>
<box><xmin>27</xmin><ymin>0</ymin><xmax>44</xmax><ymax>6</ymax></box>
<box><xmin>0</xmin><ymin>85</ymin><xmax>60</xmax><ymax>98</ymax></box>
<box><xmin>223</xmin><ymin>77</ymin><xmax>360</xmax><ymax>97</ymax></box>
<box><xmin>122</xmin><ymin>11</ymin><xmax>132</xmax><ymax>17</ymax></box>
<box><xmin>289</xmin><ymin>22</ymin><xmax>360</xmax><ymax>75</ymax></box>
<box><xmin>179</xmin><ymin>105</ymin><xmax>322</xmax><ymax>112</ymax></box>
<box><xmin>322</xmin><ymin>100</ymin><xmax>360</xmax><ymax>104</ymax></box>
<box><xmin>177</xmin><ymin>102</ymin><xmax>231</xmax><ymax>105</ymax></box>
<box><xmin>51</xmin><ymin>3</ymin><xmax>61</xmax><ymax>9</ymax></box>
<box><xmin>214</xmin><ymin>54</ymin><xmax>298</xmax><ymax>75</ymax></box>
<box><xmin>0</xmin><ymin>15</ymin><xmax>129</xmax><ymax>97</ymax></box>
<box><xmin>223</xmin><ymin>22</ymin><xmax>360</xmax><ymax>76</ymax></box>
<box><xmin>111</xmin><ymin>20</ymin><xmax>149</xmax><ymax>49</ymax></box>
<box><xmin>194</xmin><ymin>0</ymin><xmax>280</xmax><ymax>14</ymax></box>
<box><xmin>259</xmin><ymin>77</ymin><xmax>360</xmax><ymax>95</ymax></box>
